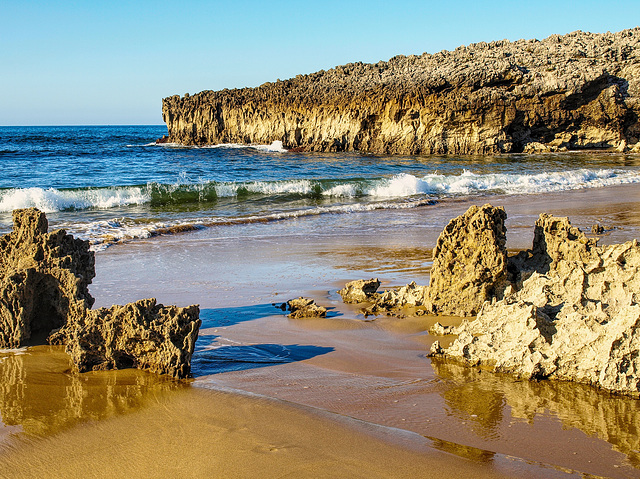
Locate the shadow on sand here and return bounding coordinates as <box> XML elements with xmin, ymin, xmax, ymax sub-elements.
<box><xmin>192</xmin><ymin>304</ymin><xmax>334</xmax><ymax>377</ymax></box>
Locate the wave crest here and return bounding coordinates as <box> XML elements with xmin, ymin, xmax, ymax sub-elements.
<box><xmin>1</xmin><ymin>168</ymin><xmax>638</xmax><ymax>214</ymax></box>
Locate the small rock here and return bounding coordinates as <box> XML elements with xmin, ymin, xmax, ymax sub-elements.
<box><xmin>338</xmin><ymin>278</ymin><xmax>380</xmax><ymax>303</ymax></box>
<box><xmin>284</xmin><ymin>297</ymin><xmax>327</xmax><ymax>319</ymax></box>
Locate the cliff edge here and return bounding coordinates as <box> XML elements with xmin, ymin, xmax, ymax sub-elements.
<box><xmin>162</xmin><ymin>28</ymin><xmax>640</xmax><ymax>155</ymax></box>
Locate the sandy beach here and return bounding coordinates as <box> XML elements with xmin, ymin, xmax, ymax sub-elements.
<box><xmin>2</xmin><ymin>183</ymin><xmax>640</xmax><ymax>478</ymax></box>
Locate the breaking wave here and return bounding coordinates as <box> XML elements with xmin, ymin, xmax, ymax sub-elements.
<box><xmin>1</xmin><ymin>168</ymin><xmax>638</xmax><ymax>214</ymax></box>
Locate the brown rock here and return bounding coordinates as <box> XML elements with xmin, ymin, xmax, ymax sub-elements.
<box><xmin>285</xmin><ymin>297</ymin><xmax>327</xmax><ymax>319</ymax></box>
<box><xmin>0</xmin><ymin>208</ymin><xmax>202</xmax><ymax>379</ymax></box>
<box><xmin>162</xmin><ymin>29</ymin><xmax>640</xmax><ymax>155</ymax></box>
<box><xmin>50</xmin><ymin>299</ymin><xmax>200</xmax><ymax>379</ymax></box>
<box><xmin>338</xmin><ymin>278</ymin><xmax>380</xmax><ymax>303</ymax></box>
<box><xmin>0</xmin><ymin>208</ymin><xmax>95</xmax><ymax>348</ymax></box>
<box><xmin>427</xmin><ymin>204</ymin><xmax>508</xmax><ymax>316</ymax></box>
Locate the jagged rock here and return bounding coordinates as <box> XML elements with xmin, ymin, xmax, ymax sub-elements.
<box><xmin>285</xmin><ymin>297</ymin><xmax>327</xmax><ymax>319</ymax></box>
<box><xmin>50</xmin><ymin>299</ymin><xmax>200</xmax><ymax>379</ymax></box>
<box><xmin>362</xmin><ymin>281</ymin><xmax>429</xmax><ymax>317</ymax></box>
<box><xmin>338</xmin><ymin>278</ymin><xmax>380</xmax><ymax>303</ymax></box>
<box><xmin>432</xmin><ymin>214</ymin><xmax>640</xmax><ymax>396</ymax></box>
<box><xmin>162</xmin><ymin>29</ymin><xmax>640</xmax><ymax>155</ymax></box>
<box><xmin>0</xmin><ymin>208</ymin><xmax>201</xmax><ymax>379</ymax></box>
<box><xmin>429</xmin><ymin>322</ymin><xmax>459</xmax><ymax>336</ymax></box>
<box><xmin>0</xmin><ymin>208</ymin><xmax>95</xmax><ymax>348</ymax></box>
<box><xmin>427</xmin><ymin>204</ymin><xmax>508</xmax><ymax>317</ymax></box>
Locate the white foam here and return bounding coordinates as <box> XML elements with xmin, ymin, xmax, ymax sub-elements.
<box><xmin>365</xmin><ymin>169</ymin><xmax>640</xmax><ymax>198</ymax></box>
<box><xmin>213</xmin><ymin>179</ymin><xmax>314</xmax><ymax>197</ymax></box>
<box><xmin>201</xmin><ymin>140</ymin><xmax>287</xmax><ymax>152</ymax></box>
<box><xmin>0</xmin><ymin>187</ymin><xmax>150</xmax><ymax>213</ymax></box>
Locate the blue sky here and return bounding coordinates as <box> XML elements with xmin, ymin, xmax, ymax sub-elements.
<box><xmin>2</xmin><ymin>0</ymin><xmax>639</xmax><ymax>126</ymax></box>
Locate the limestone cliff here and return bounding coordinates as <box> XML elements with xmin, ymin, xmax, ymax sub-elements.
<box><xmin>163</xmin><ymin>28</ymin><xmax>640</xmax><ymax>154</ymax></box>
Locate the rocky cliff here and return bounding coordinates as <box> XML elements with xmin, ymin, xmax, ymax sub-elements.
<box><xmin>162</xmin><ymin>28</ymin><xmax>640</xmax><ymax>154</ymax></box>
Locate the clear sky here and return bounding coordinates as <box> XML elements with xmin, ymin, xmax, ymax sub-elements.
<box><xmin>2</xmin><ymin>0</ymin><xmax>639</xmax><ymax>126</ymax></box>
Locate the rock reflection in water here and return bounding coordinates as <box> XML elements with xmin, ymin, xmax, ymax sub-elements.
<box><xmin>0</xmin><ymin>345</ymin><xmax>186</xmax><ymax>437</ymax></box>
<box><xmin>431</xmin><ymin>358</ymin><xmax>640</xmax><ymax>467</ymax></box>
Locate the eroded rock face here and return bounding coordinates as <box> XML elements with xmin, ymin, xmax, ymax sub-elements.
<box><xmin>0</xmin><ymin>208</ymin><xmax>95</xmax><ymax>348</ymax></box>
<box><xmin>432</xmin><ymin>214</ymin><xmax>640</xmax><ymax>396</ymax></box>
<box><xmin>163</xmin><ymin>28</ymin><xmax>640</xmax><ymax>155</ymax></box>
<box><xmin>0</xmin><ymin>209</ymin><xmax>201</xmax><ymax>379</ymax></box>
<box><xmin>427</xmin><ymin>204</ymin><xmax>508</xmax><ymax>316</ymax></box>
<box><xmin>50</xmin><ymin>299</ymin><xmax>201</xmax><ymax>379</ymax></box>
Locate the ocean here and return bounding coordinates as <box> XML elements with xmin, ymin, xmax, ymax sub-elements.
<box><xmin>1</xmin><ymin>125</ymin><xmax>640</xmax><ymax>250</ymax></box>
<box><xmin>3</xmin><ymin>125</ymin><xmax>640</xmax><ymax>477</ymax></box>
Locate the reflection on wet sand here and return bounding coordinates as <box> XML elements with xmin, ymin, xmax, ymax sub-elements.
<box><xmin>431</xmin><ymin>358</ymin><xmax>640</xmax><ymax>468</ymax></box>
<box><xmin>0</xmin><ymin>346</ymin><xmax>185</xmax><ymax>437</ymax></box>
<box><xmin>317</xmin><ymin>246</ymin><xmax>433</xmax><ymax>278</ymax></box>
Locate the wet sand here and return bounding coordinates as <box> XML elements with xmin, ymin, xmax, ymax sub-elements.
<box><xmin>2</xmin><ymin>184</ymin><xmax>640</xmax><ymax>478</ymax></box>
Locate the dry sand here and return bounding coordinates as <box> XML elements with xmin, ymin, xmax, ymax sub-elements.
<box><xmin>2</xmin><ymin>184</ymin><xmax>640</xmax><ymax>478</ymax></box>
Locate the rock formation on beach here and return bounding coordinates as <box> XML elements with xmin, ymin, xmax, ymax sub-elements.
<box><xmin>0</xmin><ymin>208</ymin><xmax>201</xmax><ymax>379</ymax></box>
<box><xmin>0</xmin><ymin>208</ymin><xmax>95</xmax><ymax>348</ymax></box>
<box><xmin>338</xmin><ymin>278</ymin><xmax>381</xmax><ymax>303</ymax></box>
<box><xmin>428</xmin><ymin>209</ymin><xmax>640</xmax><ymax>397</ymax></box>
<box><xmin>163</xmin><ymin>28</ymin><xmax>640</xmax><ymax>154</ymax></box>
<box><xmin>427</xmin><ymin>204</ymin><xmax>509</xmax><ymax>316</ymax></box>
<box><xmin>278</xmin><ymin>297</ymin><xmax>327</xmax><ymax>319</ymax></box>
<box><xmin>340</xmin><ymin>204</ymin><xmax>640</xmax><ymax>396</ymax></box>
<box><xmin>50</xmin><ymin>299</ymin><xmax>200</xmax><ymax>379</ymax></box>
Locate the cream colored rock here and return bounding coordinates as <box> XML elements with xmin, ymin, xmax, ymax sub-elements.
<box><xmin>433</xmin><ymin>214</ymin><xmax>640</xmax><ymax>396</ymax></box>
<box><xmin>427</xmin><ymin>204</ymin><xmax>508</xmax><ymax>316</ymax></box>
<box><xmin>163</xmin><ymin>29</ymin><xmax>640</xmax><ymax>155</ymax></box>
<box><xmin>285</xmin><ymin>297</ymin><xmax>327</xmax><ymax>319</ymax></box>
<box><xmin>362</xmin><ymin>281</ymin><xmax>429</xmax><ymax>316</ymax></box>
<box><xmin>338</xmin><ymin>278</ymin><xmax>380</xmax><ymax>303</ymax></box>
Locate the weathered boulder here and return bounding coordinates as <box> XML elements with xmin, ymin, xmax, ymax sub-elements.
<box><xmin>338</xmin><ymin>278</ymin><xmax>380</xmax><ymax>303</ymax></box>
<box><xmin>432</xmin><ymin>214</ymin><xmax>640</xmax><ymax>396</ymax></box>
<box><xmin>427</xmin><ymin>204</ymin><xmax>509</xmax><ymax>316</ymax></box>
<box><xmin>0</xmin><ymin>208</ymin><xmax>95</xmax><ymax>348</ymax></box>
<box><xmin>50</xmin><ymin>299</ymin><xmax>201</xmax><ymax>379</ymax></box>
<box><xmin>284</xmin><ymin>297</ymin><xmax>327</xmax><ymax>319</ymax></box>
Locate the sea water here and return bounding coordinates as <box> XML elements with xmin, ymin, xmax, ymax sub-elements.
<box><xmin>1</xmin><ymin>125</ymin><xmax>640</xmax><ymax>250</ymax></box>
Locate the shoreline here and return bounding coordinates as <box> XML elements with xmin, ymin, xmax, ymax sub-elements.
<box><xmin>2</xmin><ymin>183</ymin><xmax>640</xmax><ymax>477</ymax></box>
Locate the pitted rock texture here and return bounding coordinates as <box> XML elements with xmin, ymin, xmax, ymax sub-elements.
<box><xmin>432</xmin><ymin>214</ymin><xmax>640</xmax><ymax>396</ymax></box>
<box><xmin>0</xmin><ymin>208</ymin><xmax>201</xmax><ymax>379</ymax></box>
<box><xmin>338</xmin><ymin>278</ymin><xmax>381</xmax><ymax>303</ymax></box>
<box><xmin>427</xmin><ymin>204</ymin><xmax>509</xmax><ymax>316</ymax></box>
<box><xmin>163</xmin><ymin>28</ymin><xmax>640</xmax><ymax>155</ymax></box>
<box><xmin>50</xmin><ymin>299</ymin><xmax>201</xmax><ymax>379</ymax></box>
<box><xmin>0</xmin><ymin>208</ymin><xmax>95</xmax><ymax>348</ymax></box>
<box><xmin>363</xmin><ymin>281</ymin><xmax>429</xmax><ymax>317</ymax></box>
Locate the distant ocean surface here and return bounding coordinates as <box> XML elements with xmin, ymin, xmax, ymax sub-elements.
<box><xmin>1</xmin><ymin>125</ymin><xmax>640</xmax><ymax>250</ymax></box>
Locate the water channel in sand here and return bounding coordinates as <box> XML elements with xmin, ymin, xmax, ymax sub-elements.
<box><xmin>1</xmin><ymin>184</ymin><xmax>640</xmax><ymax>477</ymax></box>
